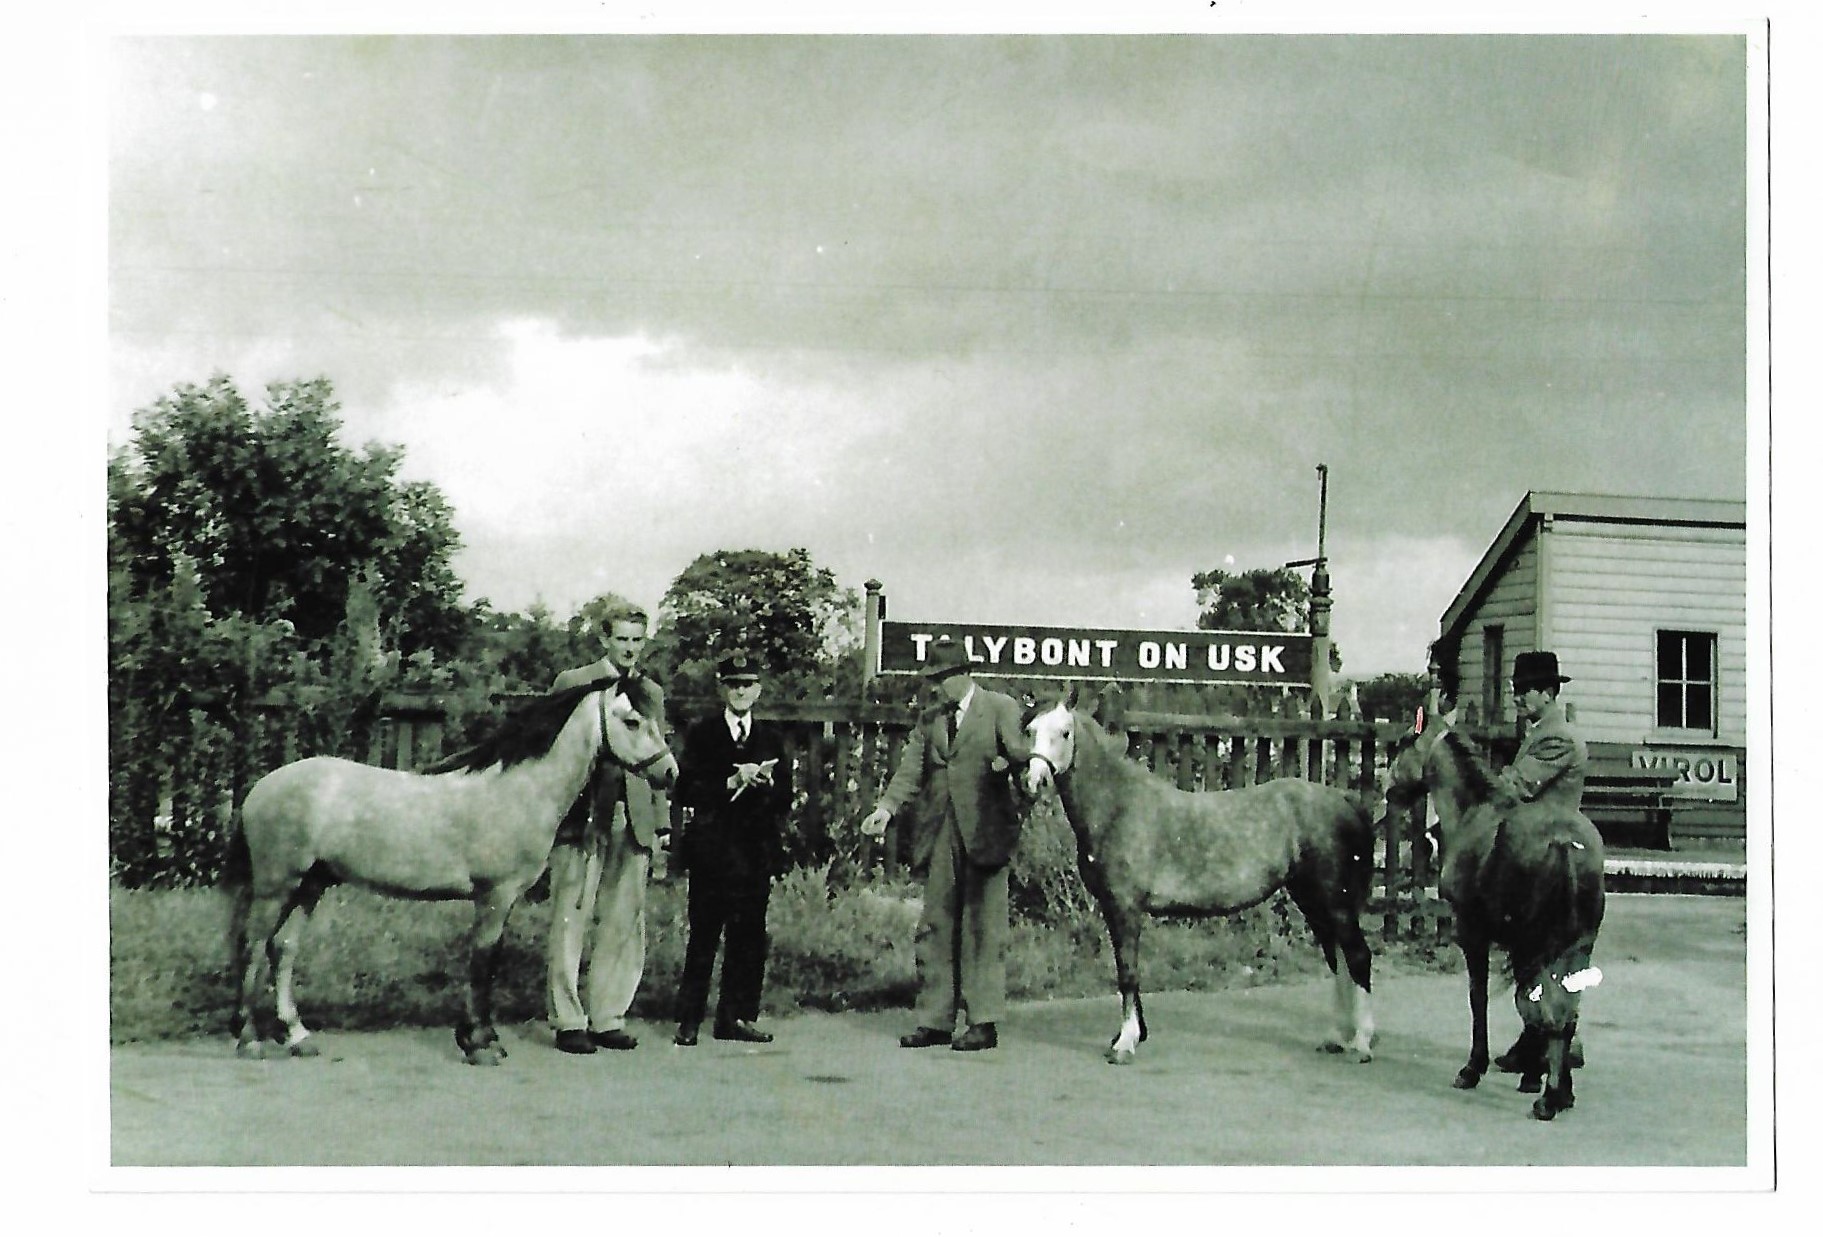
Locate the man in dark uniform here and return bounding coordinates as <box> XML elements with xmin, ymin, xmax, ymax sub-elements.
<box><xmin>860</xmin><ymin>637</ymin><xmax>1033</xmax><ymax>1052</ymax></box>
<box><xmin>670</xmin><ymin>649</ymin><xmax>793</xmax><ymax>1046</ymax></box>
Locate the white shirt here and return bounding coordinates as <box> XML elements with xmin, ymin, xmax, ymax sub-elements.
<box><xmin>724</xmin><ymin>709</ymin><xmax>751</xmax><ymax>744</ymax></box>
<box><xmin>951</xmin><ymin>684</ymin><xmax>976</xmax><ymax>730</ymax></box>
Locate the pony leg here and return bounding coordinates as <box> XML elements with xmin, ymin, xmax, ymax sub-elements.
<box><xmin>234</xmin><ymin>892</ymin><xmax>287</xmax><ymax>1060</ymax></box>
<box><xmin>1328</xmin><ymin>915</ymin><xmax>1375</xmax><ymax>1063</ymax></box>
<box><xmin>1103</xmin><ymin>909</ymin><xmax>1146</xmax><ymax>1065</ymax></box>
<box><xmin>1531</xmin><ymin>1022</ymin><xmax>1576</xmax><ymax>1121</ymax></box>
<box><xmin>271</xmin><ymin>884</ymin><xmax>327</xmax><ymax>1058</ymax></box>
<box><xmin>457</xmin><ymin>887</ymin><xmax>517</xmax><ymax>1066</ymax></box>
<box><xmin>1456</xmin><ymin>935</ymin><xmax>1491</xmax><ymax>1089</ymax></box>
<box><xmin>1294</xmin><ymin>881</ymin><xmax>1375</xmax><ymax>1063</ymax></box>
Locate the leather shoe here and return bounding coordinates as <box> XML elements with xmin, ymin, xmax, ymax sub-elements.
<box><xmin>952</xmin><ymin>1023</ymin><xmax>998</xmax><ymax>1052</ymax></box>
<box><xmin>673</xmin><ymin>1023</ymin><xmax>699</xmax><ymax>1047</ymax></box>
<box><xmin>714</xmin><ymin>1019</ymin><xmax>773</xmax><ymax>1044</ymax></box>
<box><xmin>554</xmin><ymin>1029</ymin><xmax>596</xmax><ymax>1055</ymax></box>
<box><xmin>899</xmin><ymin>1026</ymin><xmax>953</xmax><ymax>1048</ymax></box>
<box><xmin>588</xmin><ymin>1028</ymin><xmax>638</xmax><ymax>1051</ymax></box>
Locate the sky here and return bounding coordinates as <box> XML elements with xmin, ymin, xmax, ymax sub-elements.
<box><xmin>102</xmin><ymin>16</ymin><xmax>1758</xmax><ymax>677</ymax></box>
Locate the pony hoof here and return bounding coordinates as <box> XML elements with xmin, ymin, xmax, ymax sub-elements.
<box><xmin>1516</xmin><ymin>1074</ymin><xmax>1543</xmax><ymax>1093</ymax></box>
<box><xmin>235</xmin><ymin>1040</ymin><xmax>268</xmax><ymax>1061</ymax></box>
<box><xmin>1453</xmin><ymin>1068</ymin><xmax>1482</xmax><ymax>1090</ymax></box>
<box><xmin>1319</xmin><ymin>1041</ymin><xmax>1346</xmax><ymax>1055</ymax></box>
<box><xmin>464</xmin><ymin>1048</ymin><xmax>504</xmax><ymax>1066</ymax></box>
<box><xmin>287</xmin><ymin>1039</ymin><xmax>320</xmax><ymax>1059</ymax></box>
<box><xmin>1530</xmin><ymin>1098</ymin><xmax>1560</xmax><ymax>1121</ymax></box>
<box><xmin>1104</xmin><ymin>1047</ymin><xmax>1135</xmax><ymax>1065</ymax></box>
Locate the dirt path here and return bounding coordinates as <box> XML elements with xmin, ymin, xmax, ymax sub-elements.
<box><xmin>110</xmin><ymin>895</ymin><xmax>1752</xmax><ymax>1168</ymax></box>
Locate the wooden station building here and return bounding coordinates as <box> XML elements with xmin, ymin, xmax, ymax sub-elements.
<box><xmin>1436</xmin><ymin>490</ymin><xmax>1748</xmax><ymax>846</ymax></box>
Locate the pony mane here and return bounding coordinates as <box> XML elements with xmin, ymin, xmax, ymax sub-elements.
<box><xmin>1068</xmin><ymin>705</ymin><xmax>1153</xmax><ymax>778</ymax></box>
<box><xmin>1438</xmin><ymin>730</ymin><xmax>1520</xmax><ymax>808</ymax></box>
<box><xmin>421</xmin><ymin>678</ymin><xmax>614</xmax><ymax>775</ymax></box>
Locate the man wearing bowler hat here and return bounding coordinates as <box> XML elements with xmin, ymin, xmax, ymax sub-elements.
<box><xmin>1496</xmin><ymin>650</ymin><xmax>1588</xmax><ymax>814</ymax></box>
<box><xmin>1493</xmin><ymin>648</ymin><xmax>1592</xmax><ymax>1077</ymax></box>
<box><xmin>860</xmin><ymin>637</ymin><xmax>1034</xmax><ymax>1052</ymax></box>
<box><xmin>670</xmin><ymin>649</ymin><xmax>793</xmax><ymax>1046</ymax></box>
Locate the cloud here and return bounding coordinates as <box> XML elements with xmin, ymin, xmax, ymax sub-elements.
<box><xmin>103</xmin><ymin>34</ymin><xmax>1752</xmax><ymax>679</ymax></box>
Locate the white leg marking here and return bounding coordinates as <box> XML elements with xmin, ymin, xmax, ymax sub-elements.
<box><xmin>1349</xmin><ymin>981</ymin><xmax>1375</xmax><ymax>1061</ymax></box>
<box><xmin>1108</xmin><ymin>1004</ymin><xmax>1143</xmax><ymax>1063</ymax></box>
<box><xmin>274</xmin><ymin>915</ymin><xmax>320</xmax><ymax>1055</ymax></box>
<box><xmin>1327</xmin><ymin>967</ymin><xmax>1351</xmax><ymax>1049</ymax></box>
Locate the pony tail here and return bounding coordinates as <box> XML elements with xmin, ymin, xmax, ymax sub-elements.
<box><xmin>220</xmin><ymin>797</ymin><xmax>250</xmax><ymax>890</ymax></box>
<box><xmin>221</xmin><ymin>797</ymin><xmax>253</xmax><ymax>994</ymax></box>
<box><xmin>1513</xmin><ymin>837</ymin><xmax>1579</xmax><ymax>981</ymax></box>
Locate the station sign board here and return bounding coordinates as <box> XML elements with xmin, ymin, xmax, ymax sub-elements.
<box><xmin>1630</xmin><ymin>747</ymin><xmax>1741</xmax><ymax>803</ymax></box>
<box><xmin>877</xmin><ymin>621</ymin><xmax>1314</xmax><ymax>686</ymax></box>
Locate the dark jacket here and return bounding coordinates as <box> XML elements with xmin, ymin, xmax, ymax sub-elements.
<box><xmin>673</xmin><ymin>712</ymin><xmax>794</xmax><ymax>880</ymax></box>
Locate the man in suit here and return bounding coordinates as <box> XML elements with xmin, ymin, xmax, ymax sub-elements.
<box><xmin>671</xmin><ymin>649</ymin><xmax>793</xmax><ymax>1046</ymax></box>
<box><xmin>860</xmin><ymin>637</ymin><xmax>1033</xmax><ymax>1052</ymax></box>
<box><xmin>1496</xmin><ymin>650</ymin><xmax>1588</xmax><ymax>813</ymax></box>
<box><xmin>546</xmin><ymin>600</ymin><xmax>668</xmax><ymax>1055</ymax></box>
<box><xmin>1493</xmin><ymin>648</ymin><xmax>1591</xmax><ymax>1077</ymax></box>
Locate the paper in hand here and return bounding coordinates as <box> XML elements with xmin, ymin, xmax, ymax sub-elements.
<box><xmin>728</xmin><ymin>758</ymin><xmax>780</xmax><ymax>800</ymax></box>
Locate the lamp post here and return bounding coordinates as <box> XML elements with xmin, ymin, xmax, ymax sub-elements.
<box><xmin>1285</xmin><ymin>464</ymin><xmax>1337</xmax><ymax>717</ymax></box>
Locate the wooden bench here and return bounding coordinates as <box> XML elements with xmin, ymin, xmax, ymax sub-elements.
<box><xmin>1582</xmin><ymin>768</ymin><xmax>1678</xmax><ymax>850</ymax></box>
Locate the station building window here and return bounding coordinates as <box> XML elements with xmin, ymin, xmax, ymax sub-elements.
<box><xmin>1480</xmin><ymin>625</ymin><xmax>1505</xmax><ymax>724</ymax></box>
<box><xmin>1656</xmin><ymin>629</ymin><xmax>1718</xmax><ymax>733</ymax></box>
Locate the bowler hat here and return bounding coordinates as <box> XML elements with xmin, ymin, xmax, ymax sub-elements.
<box><xmin>715</xmin><ymin>649</ymin><xmax>762</xmax><ymax>683</ymax></box>
<box><xmin>1511</xmin><ymin>650</ymin><xmax>1572</xmax><ymax>691</ymax></box>
<box><xmin>923</xmin><ymin>637</ymin><xmax>974</xmax><ymax>681</ymax></box>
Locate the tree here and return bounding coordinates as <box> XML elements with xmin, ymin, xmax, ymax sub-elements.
<box><xmin>1191</xmin><ymin>565</ymin><xmax>1342</xmax><ymax>672</ymax></box>
<box><xmin>1192</xmin><ymin>566</ymin><xmax>1308</xmax><ymax>634</ymax></box>
<box><xmin>1357</xmin><ymin>672</ymin><xmax>1428</xmax><ymax>725</ymax></box>
<box><xmin>647</xmin><ymin>549</ymin><xmax>861</xmax><ymax>700</ymax></box>
<box><xmin>108</xmin><ymin>374</ymin><xmax>468</xmax><ymax>663</ymax></box>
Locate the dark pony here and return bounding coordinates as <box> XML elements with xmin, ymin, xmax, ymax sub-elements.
<box><xmin>1386</xmin><ymin>724</ymin><xmax>1605</xmax><ymax>1120</ymax></box>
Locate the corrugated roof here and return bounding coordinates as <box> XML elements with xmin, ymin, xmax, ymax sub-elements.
<box><xmin>1439</xmin><ymin>491</ymin><xmax>1747</xmax><ymax>637</ymax></box>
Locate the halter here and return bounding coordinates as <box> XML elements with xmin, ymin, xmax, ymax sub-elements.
<box><xmin>595</xmin><ymin>687</ymin><xmax>671</xmax><ymax>776</ymax></box>
<box><xmin>1027</xmin><ymin>752</ymin><xmax>1063</xmax><ymax>781</ymax></box>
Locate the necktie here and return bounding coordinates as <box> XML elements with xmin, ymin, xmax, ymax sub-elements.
<box><xmin>945</xmin><ymin>706</ymin><xmax>959</xmax><ymax>747</ymax></box>
<box><xmin>735</xmin><ymin>717</ymin><xmax>749</xmax><ymax>746</ymax></box>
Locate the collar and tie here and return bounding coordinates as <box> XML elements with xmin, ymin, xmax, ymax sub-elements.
<box><xmin>729</xmin><ymin>712</ymin><xmax>750</xmax><ymax>745</ymax></box>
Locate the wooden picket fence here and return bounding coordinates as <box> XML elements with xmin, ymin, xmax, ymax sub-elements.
<box><xmin>113</xmin><ymin>684</ymin><xmax>1450</xmax><ymax>944</ymax></box>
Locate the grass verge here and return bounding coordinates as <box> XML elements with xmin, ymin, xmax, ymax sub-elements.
<box><xmin>111</xmin><ymin>866</ymin><xmax>1440</xmax><ymax>1044</ymax></box>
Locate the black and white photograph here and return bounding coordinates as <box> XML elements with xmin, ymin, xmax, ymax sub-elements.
<box><xmin>16</xmin><ymin>0</ymin><xmax>1803</xmax><ymax>1219</ymax></box>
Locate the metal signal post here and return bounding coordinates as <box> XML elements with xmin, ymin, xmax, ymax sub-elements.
<box><xmin>1285</xmin><ymin>464</ymin><xmax>1337</xmax><ymax>715</ymax></box>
